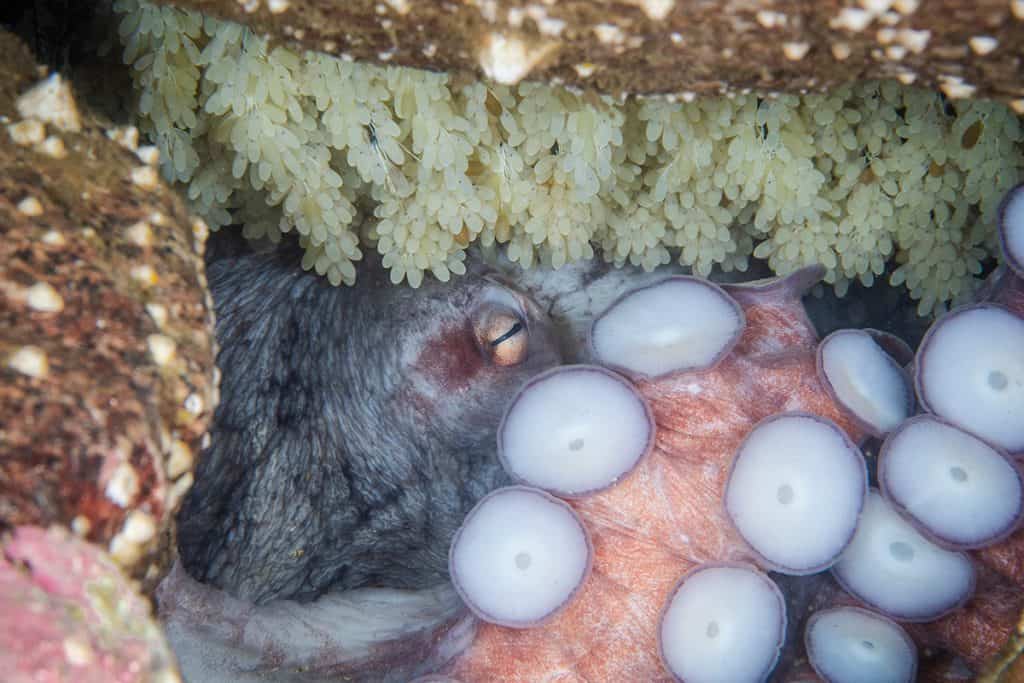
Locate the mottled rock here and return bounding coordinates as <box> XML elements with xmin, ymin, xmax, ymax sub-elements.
<box><xmin>0</xmin><ymin>27</ymin><xmax>216</xmax><ymax>586</ymax></box>
<box><xmin>0</xmin><ymin>525</ymin><xmax>180</xmax><ymax>683</ymax></box>
<box><xmin>155</xmin><ymin>0</ymin><xmax>1024</xmax><ymax>105</ymax></box>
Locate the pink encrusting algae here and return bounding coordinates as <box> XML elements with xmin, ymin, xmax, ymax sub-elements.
<box><xmin>0</xmin><ymin>526</ymin><xmax>178</xmax><ymax>683</ymax></box>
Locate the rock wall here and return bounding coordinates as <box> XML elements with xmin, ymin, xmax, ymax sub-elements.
<box><xmin>0</xmin><ymin>28</ymin><xmax>216</xmax><ymax>588</ymax></box>
<box><xmin>156</xmin><ymin>0</ymin><xmax>1024</xmax><ymax>106</ymax></box>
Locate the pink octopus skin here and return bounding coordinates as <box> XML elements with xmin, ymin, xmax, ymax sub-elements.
<box><xmin>441</xmin><ymin>267</ymin><xmax>867</xmax><ymax>682</ymax></box>
<box><xmin>440</xmin><ymin>266</ymin><xmax>1024</xmax><ymax>682</ymax></box>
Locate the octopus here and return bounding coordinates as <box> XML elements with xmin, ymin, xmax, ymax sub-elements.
<box><xmin>5</xmin><ymin>186</ymin><xmax>1024</xmax><ymax>682</ymax></box>
<box><xmin>437</xmin><ymin>263</ymin><xmax>1024</xmax><ymax>683</ymax></box>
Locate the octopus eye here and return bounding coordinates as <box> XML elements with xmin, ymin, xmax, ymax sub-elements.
<box><xmin>483</xmin><ymin>312</ymin><xmax>528</xmax><ymax>366</ymax></box>
<box><xmin>473</xmin><ymin>305</ymin><xmax>529</xmax><ymax>366</ymax></box>
<box><xmin>473</xmin><ymin>282</ymin><xmax>532</xmax><ymax>366</ymax></box>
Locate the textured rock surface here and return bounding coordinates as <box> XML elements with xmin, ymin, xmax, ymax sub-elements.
<box><xmin>0</xmin><ymin>525</ymin><xmax>180</xmax><ymax>683</ymax></box>
<box><xmin>0</xmin><ymin>27</ymin><xmax>216</xmax><ymax>586</ymax></box>
<box><xmin>154</xmin><ymin>0</ymin><xmax>1024</xmax><ymax>105</ymax></box>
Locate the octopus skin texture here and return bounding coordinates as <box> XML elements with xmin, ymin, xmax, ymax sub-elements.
<box><xmin>176</xmin><ymin>235</ymin><xmax>561</xmax><ymax>605</ymax></box>
<box><xmin>160</xmin><ymin>234</ymin><xmax>566</xmax><ymax>682</ymax></box>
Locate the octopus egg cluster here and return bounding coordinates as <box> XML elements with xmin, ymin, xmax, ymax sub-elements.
<box><xmin>113</xmin><ymin>0</ymin><xmax>1023</xmax><ymax>314</ymax></box>
<box><xmin>440</xmin><ymin>184</ymin><xmax>1024</xmax><ymax>682</ymax></box>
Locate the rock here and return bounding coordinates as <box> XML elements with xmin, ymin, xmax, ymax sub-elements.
<box><xmin>154</xmin><ymin>0</ymin><xmax>1024</xmax><ymax>106</ymax></box>
<box><xmin>0</xmin><ymin>525</ymin><xmax>181</xmax><ymax>683</ymax></box>
<box><xmin>0</xmin><ymin>26</ymin><xmax>216</xmax><ymax>588</ymax></box>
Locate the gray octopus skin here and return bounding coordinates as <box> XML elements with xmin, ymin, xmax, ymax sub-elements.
<box><xmin>176</xmin><ymin>233</ymin><xmax>561</xmax><ymax>605</ymax></box>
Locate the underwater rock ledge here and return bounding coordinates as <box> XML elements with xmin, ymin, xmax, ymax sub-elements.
<box><xmin>151</xmin><ymin>0</ymin><xmax>1024</xmax><ymax>104</ymax></box>
<box><xmin>0</xmin><ymin>26</ymin><xmax>217</xmax><ymax>587</ymax></box>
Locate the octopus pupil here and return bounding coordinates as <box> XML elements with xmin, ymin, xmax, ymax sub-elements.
<box><xmin>950</xmin><ymin>466</ymin><xmax>968</xmax><ymax>483</ymax></box>
<box><xmin>569</xmin><ymin>438</ymin><xmax>585</xmax><ymax>451</ymax></box>
<box><xmin>862</xmin><ymin>640</ymin><xmax>876</xmax><ymax>650</ymax></box>
<box><xmin>491</xmin><ymin>321</ymin><xmax>523</xmax><ymax>347</ymax></box>
<box><xmin>706</xmin><ymin>621</ymin><xmax>720</xmax><ymax>638</ymax></box>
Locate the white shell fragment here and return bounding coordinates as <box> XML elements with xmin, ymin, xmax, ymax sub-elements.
<box><xmin>832</xmin><ymin>490</ymin><xmax>975</xmax><ymax>622</ymax></box>
<box><xmin>590</xmin><ymin>276</ymin><xmax>744</xmax><ymax>378</ymax></box>
<box><xmin>477</xmin><ymin>33</ymin><xmax>554</xmax><ymax>86</ymax></box>
<box><xmin>818</xmin><ymin>329</ymin><xmax>913</xmax><ymax>436</ymax></box>
<box><xmin>805</xmin><ymin>607</ymin><xmax>917</xmax><ymax>683</ymax></box>
<box><xmin>449</xmin><ymin>486</ymin><xmax>591</xmax><ymax>628</ymax></box>
<box><xmin>880</xmin><ymin>416</ymin><xmax>1024</xmax><ymax>549</ymax></box>
<box><xmin>15</xmin><ymin>73</ymin><xmax>82</xmax><ymax>132</ymax></box>
<box><xmin>725</xmin><ymin>413</ymin><xmax>867</xmax><ymax>574</ymax></box>
<box><xmin>659</xmin><ymin>563</ymin><xmax>786</xmax><ymax>683</ymax></box>
<box><xmin>915</xmin><ymin>304</ymin><xmax>1024</xmax><ymax>452</ymax></box>
<box><xmin>498</xmin><ymin>365</ymin><xmax>654</xmax><ymax>497</ymax></box>
<box><xmin>1000</xmin><ymin>183</ymin><xmax>1024</xmax><ymax>276</ymax></box>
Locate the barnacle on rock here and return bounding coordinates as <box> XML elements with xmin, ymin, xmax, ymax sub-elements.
<box><xmin>114</xmin><ymin>0</ymin><xmax>1024</xmax><ymax>314</ymax></box>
